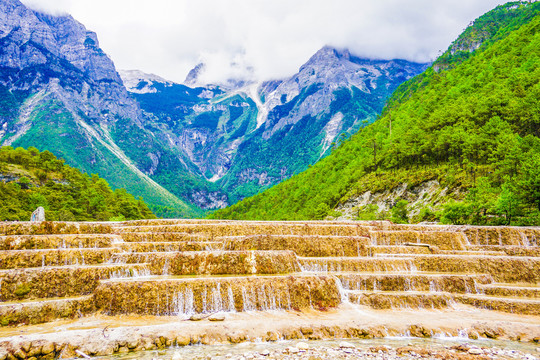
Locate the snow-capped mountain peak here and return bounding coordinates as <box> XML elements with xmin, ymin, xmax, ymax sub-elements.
<box><xmin>119</xmin><ymin>69</ymin><xmax>173</xmax><ymax>94</ymax></box>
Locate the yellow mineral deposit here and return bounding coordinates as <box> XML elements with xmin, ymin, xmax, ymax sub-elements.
<box><xmin>0</xmin><ymin>220</ymin><xmax>538</xmax><ymax>359</ymax></box>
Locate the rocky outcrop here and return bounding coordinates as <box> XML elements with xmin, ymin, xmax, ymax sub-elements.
<box><xmin>190</xmin><ymin>190</ymin><xmax>228</xmax><ymax>209</ymax></box>
<box><xmin>118</xmin><ymin>70</ymin><xmax>172</xmax><ymax>94</ymax></box>
<box><xmin>336</xmin><ymin>180</ymin><xmax>449</xmax><ymax>220</ymax></box>
<box><xmin>258</xmin><ymin>46</ymin><xmax>428</xmax><ymax>139</ymax></box>
<box><xmin>183</xmin><ymin>63</ymin><xmax>205</xmax><ymax>86</ymax></box>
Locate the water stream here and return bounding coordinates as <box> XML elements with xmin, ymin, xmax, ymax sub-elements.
<box><xmin>92</xmin><ymin>337</ymin><xmax>540</xmax><ymax>360</ymax></box>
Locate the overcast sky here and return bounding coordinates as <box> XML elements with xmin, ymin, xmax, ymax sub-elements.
<box><xmin>21</xmin><ymin>0</ymin><xmax>505</xmax><ymax>84</ymax></box>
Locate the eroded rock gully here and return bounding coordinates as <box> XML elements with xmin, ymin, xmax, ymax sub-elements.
<box><xmin>0</xmin><ymin>220</ymin><xmax>538</xmax><ymax>359</ymax></box>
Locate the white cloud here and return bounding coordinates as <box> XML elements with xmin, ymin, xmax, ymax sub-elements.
<box><xmin>20</xmin><ymin>0</ymin><xmax>505</xmax><ymax>83</ymax></box>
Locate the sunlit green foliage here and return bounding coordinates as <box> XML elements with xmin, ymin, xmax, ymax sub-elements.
<box><xmin>0</xmin><ymin>146</ymin><xmax>155</xmax><ymax>221</ymax></box>
<box><xmin>210</xmin><ymin>2</ymin><xmax>540</xmax><ymax>225</ymax></box>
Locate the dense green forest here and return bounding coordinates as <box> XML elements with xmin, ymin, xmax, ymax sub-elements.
<box><xmin>0</xmin><ymin>146</ymin><xmax>155</xmax><ymax>221</ymax></box>
<box><xmin>211</xmin><ymin>2</ymin><xmax>540</xmax><ymax>226</ymax></box>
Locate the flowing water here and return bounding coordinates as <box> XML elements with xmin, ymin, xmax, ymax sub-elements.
<box><xmin>93</xmin><ymin>337</ymin><xmax>540</xmax><ymax>360</ymax></box>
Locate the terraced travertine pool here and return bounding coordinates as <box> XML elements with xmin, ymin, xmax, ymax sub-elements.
<box><xmin>0</xmin><ymin>219</ymin><xmax>539</xmax><ymax>359</ymax></box>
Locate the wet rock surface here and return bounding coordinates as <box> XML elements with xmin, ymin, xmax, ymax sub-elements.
<box><xmin>84</xmin><ymin>339</ymin><xmax>540</xmax><ymax>360</ymax></box>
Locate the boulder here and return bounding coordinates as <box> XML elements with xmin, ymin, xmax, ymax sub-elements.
<box><xmin>208</xmin><ymin>314</ymin><xmax>225</xmax><ymax>322</ymax></box>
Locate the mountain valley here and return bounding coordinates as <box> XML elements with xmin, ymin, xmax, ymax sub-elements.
<box><xmin>0</xmin><ymin>0</ymin><xmax>428</xmax><ymax>217</ymax></box>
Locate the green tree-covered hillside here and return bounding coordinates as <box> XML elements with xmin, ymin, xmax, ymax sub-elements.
<box><xmin>211</xmin><ymin>1</ymin><xmax>540</xmax><ymax>225</ymax></box>
<box><xmin>0</xmin><ymin>146</ymin><xmax>155</xmax><ymax>221</ymax></box>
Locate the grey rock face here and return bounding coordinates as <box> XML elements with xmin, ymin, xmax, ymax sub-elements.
<box><xmin>0</xmin><ymin>0</ymin><xmax>141</xmax><ymax>125</ymax></box>
<box><xmin>190</xmin><ymin>190</ymin><xmax>228</xmax><ymax>210</ymax></box>
<box><xmin>0</xmin><ymin>0</ymin><xmax>118</xmax><ymax>82</ymax></box>
<box><xmin>184</xmin><ymin>63</ymin><xmax>205</xmax><ymax>86</ymax></box>
<box><xmin>118</xmin><ymin>70</ymin><xmax>172</xmax><ymax>94</ymax></box>
<box><xmin>259</xmin><ymin>46</ymin><xmax>428</xmax><ymax>139</ymax></box>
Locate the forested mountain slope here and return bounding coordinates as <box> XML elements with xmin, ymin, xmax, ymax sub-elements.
<box><xmin>0</xmin><ymin>146</ymin><xmax>155</xmax><ymax>221</ymax></box>
<box><xmin>211</xmin><ymin>1</ymin><xmax>540</xmax><ymax>225</ymax></box>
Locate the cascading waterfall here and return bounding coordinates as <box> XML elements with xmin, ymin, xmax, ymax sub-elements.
<box><xmin>258</xmin><ymin>284</ymin><xmax>269</xmax><ymax>310</ymax></box>
<box><xmin>242</xmin><ymin>286</ymin><xmax>257</xmax><ymax>311</ymax></box>
<box><xmin>162</xmin><ymin>258</ymin><xmax>170</xmax><ymax>276</ymax></box>
<box><xmin>473</xmin><ymin>280</ymin><xmax>484</xmax><ymax>295</ymax></box>
<box><xmin>519</xmin><ymin>232</ymin><xmax>530</xmax><ymax>247</ymax></box>
<box><xmin>172</xmin><ymin>288</ymin><xmax>195</xmax><ymax>316</ymax></box>
<box><xmin>404</xmin><ymin>278</ymin><xmax>412</xmax><ymax>292</ymax></box>
<box><xmin>210</xmin><ymin>283</ymin><xmax>223</xmax><ymax>312</ymax></box>
<box><xmin>307</xmin><ymin>283</ymin><xmax>313</xmax><ymax>308</ymax></box>
<box><xmin>227</xmin><ymin>286</ymin><xmax>236</xmax><ymax>312</ymax></box>
<box><xmin>370</xmin><ymin>232</ymin><xmax>378</xmax><ymax>246</ymax></box>
<box><xmin>201</xmin><ymin>286</ymin><xmax>208</xmax><ymax>313</ymax></box>
<box><xmin>464</xmin><ymin>279</ymin><xmax>472</xmax><ymax>294</ymax></box>
<box><xmin>238</xmin><ymin>283</ymin><xmax>294</xmax><ymax>312</ymax></box>
<box><xmin>333</xmin><ymin>276</ymin><xmax>350</xmax><ymax>303</ymax></box>
<box><xmin>109</xmin><ymin>265</ymin><xmax>152</xmax><ymax>279</ymax></box>
<box><xmin>462</xmin><ymin>232</ymin><xmax>471</xmax><ymax>246</ymax></box>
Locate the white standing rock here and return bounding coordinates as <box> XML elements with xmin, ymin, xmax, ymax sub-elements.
<box><xmin>30</xmin><ymin>207</ymin><xmax>45</xmax><ymax>222</ymax></box>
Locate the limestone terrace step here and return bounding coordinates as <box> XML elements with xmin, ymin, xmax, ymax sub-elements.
<box><xmin>466</xmin><ymin>245</ymin><xmax>540</xmax><ymax>257</ymax></box>
<box><xmin>368</xmin><ymin>230</ymin><xmax>467</xmax><ymax>250</ymax></box>
<box><xmin>0</xmin><ymin>248</ymin><xmax>123</xmax><ymax>269</ymax></box>
<box><xmin>0</xmin><ymin>234</ymin><xmax>120</xmax><ymax>250</ymax></box>
<box><xmin>0</xmin><ymin>263</ymin><xmax>152</xmax><ymax>301</ymax></box>
<box><xmin>112</xmin><ymin>241</ymin><xmax>224</xmax><ymax>252</ymax></box>
<box><xmin>0</xmin><ymin>295</ymin><xmax>94</xmax><ymax>326</ymax></box>
<box><xmin>0</xmin><ymin>222</ymin><xmax>114</xmax><ymax>236</ymax></box>
<box><xmin>479</xmin><ymin>283</ymin><xmax>540</xmax><ymax>298</ymax></box>
<box><xmin>347</xmin><ymin>290</ymin><xmax>540</xmax><ymax>315</ymax></box>
<box><xmin>115</xmin><ymin>223</ymin><xmax>371</xmax><ymax>237</ymax></box>
<box><xmin>299</xmin><ymin>255</ymin><xmax>540</xmax><ymax>283</ymax></box>
<box><xmin>108</xmin><ymin>250</ymin><xmax>299</xmax><ymax>276</ymax></box>
<box><xmin>119</xmin><ymin>232</ymin><xmax>213</xmax><ymax>243</ymax></box>
<box><xmin>222</xmin><ymin>235</ymin><xmax>370</xmax><ymax>257</ymax></box>
<box><xmin>366</xmin><ymin>246</ymin><xmax>432</xmax><ymax>256</ymax></box>
<box><xmin>335</xmin><ymin>272</ymin><xmax>491</xmax><ymax>294</ymax></box>
<box><xmin>93</xmin><ymin>274</ymin><xmax>340</xmax><ymax>316</ymax></box>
